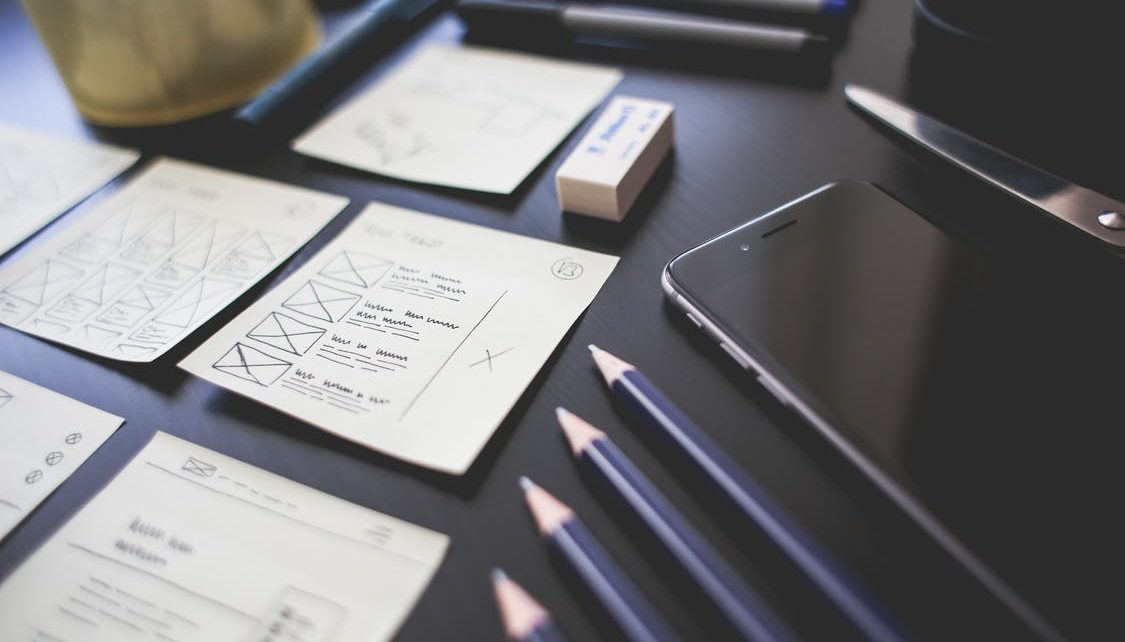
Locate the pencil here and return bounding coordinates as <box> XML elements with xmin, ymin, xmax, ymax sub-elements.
<box><xmin>520</xmin><ymin>477</ymin><xmax>684</xmax><ymax>642</ymax></box>
<box><xmin>556</xmin><ymin>407</ymin><xmax>800</xmax><ymax>642</ymax></box>
<box><xmin>588</xmin><ymin>345</ymin><xmax>908</xmax><ymax>642</ymax></box>
<box><xmin>492</xmin><ymin>568</ymin><xmax>569</xmax><ymax>642</ymax></box>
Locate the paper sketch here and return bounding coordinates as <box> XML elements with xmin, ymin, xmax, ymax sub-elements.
<box><xmin>293</xmin><ymin>44</ymin><xmax>622</xmax><ymax>194</ymax></box>
<box><xmin>0</xmin><ymin>158</ymin><xmax>349</xmax><ymax>361</ymax></box>
<box><xmin>0</xmin><ymin>369</ymin><xmax>123</xmax><ymax>541</ymax></box>
<box><xmin>0</xmin><ymin>432</ymin><xmax>448</xmax><ymax>641</ymax></box>
<box><xmin>180</xmin><ymin>202</ymin><xmax>618</xmax><ymax>474</ymax></box>
<box><xmin>0</xmin><ymin>124</ymin><xmax>139</xmax><ymax>256</ymax></box>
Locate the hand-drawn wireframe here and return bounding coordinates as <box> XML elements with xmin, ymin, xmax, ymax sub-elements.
<box><xmin>96</xmin><ymin>282</ymin><xmax>174</xmax><ymax>328</ymax></box>
<box><xmin>354</xmin><ymin>114</ymin><xmax>434</xmax><ymax>165</ymax></box>
<box><xmin>181</xmin><ymin>456</ymin><xmax>217</xmax><ymax>478</ymax></box>
<box><xmin>81</xmin><ymin>325</ymin><xmax>121</xmax><ymax>346</ymax></box>
<box><xmin>65</xmin><ymin>432</ymin><xmax>82</xmax><ymax>445</ymax></box>
<box><xmin>45</xmin><ymin>452</ymin><xmax>63</xmax><ymax>466</ymax></box>
<box><xmin>247</xmin><ymin>311</ymin><xmax>326</xmax><ymax>356</ymax></box>
<box><xmin>0</xmin><ymin>163</ymin><xmax>59</xmax><ymax>212</ymax></box>
<box><xmin>318</xmin><ymin>251</ymin><xmax>393</xmax><ymax>289</ymax></box>
<box><xmin>130</xmin><ymin>276</ymin><xmax>242</xmax><ymax>344</ymax></box>
<box><xmin>281</xmin><ymin>281</ymin><xmax>361</xmax><ymax>323</ymax></box>
<box><xmin>120</xmin><ymin>208</ymin><xmax>204</xmax><ymax>265</ymax></box>
<box><xmin>0</xmin><ymin>387</ymin><xmax>12</xmax><ymax>410</ymax></box>
<box><xmin>1</xmin><ymin>260</ymin><xmax>85</xmax><ymax>307</ymax></box>
<box><xmin>212</xmin><ymin>231</ymin><xmax>294</xmax><ymax>279</ymax></box>
<box><xmin>250</xmin><ymin>586</ymin><xmax>348</xmax><ymax>642</ymax></box>
<box><xmin>24</xmin><ymin>470</ymin><xmax>42</xmax><ymax>485</ymax></box>
<box><xmin>60</xmin><ymin>200</ymin><xmax>166</xmax><ymax>264</ymax></box>
<box><xmin>45</xmin><ymin>263</ymin><xmax>141</xmax><ymax>323</ymax></box>
<box><xmin>148</xmin><ymin>220</ymin><xmax>246</xmax><ymax>287</ymax></box>
<box><xmin>0</xmin><ymin>159</ymin><xmax>348</xmax><ymax>362</ymax></box>
<box><xmin>212</xmin><ymin>343</ymin><xmax>293</xmax><ymax>386</ymax></box>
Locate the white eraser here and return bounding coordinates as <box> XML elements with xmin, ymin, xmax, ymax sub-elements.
<box><xmin>556</xmin><ymin>96</ymin><xmax>674</xmax><ymax>221</ymax></box>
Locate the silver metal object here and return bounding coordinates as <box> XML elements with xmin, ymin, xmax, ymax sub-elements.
<box><xmin>845</xmin><ymin>84</ymin><xmax>1125</xmax><ymax>255</ymax></box>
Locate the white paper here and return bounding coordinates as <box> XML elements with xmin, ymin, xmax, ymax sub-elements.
<box><xmin>0</xmin><ymin>431</ymin><xmax>449</xmax><ymax>642</ymax></box>
<box><xmin>0</xmin><ymin>370</ymin><xmax>123</xmax><ymax>541</ymax></box>
<box><xmin>0</xmin><ymin>123</ymin><xmax>139</xmax><ymax>256</ymax></box>
<box><xmin>0</xmin><ymin>158</ymin><xmax>349</xmax><ymax>362</ymax></box>
<box><xmin>180</xmin><ymin>203</ymin><xmax>618</xmax><ymax>473</ymax></box>
<box><xmin>293</xmin><ymin>44</ymin><xmax>622</xmax><ymax>194</ymax></box>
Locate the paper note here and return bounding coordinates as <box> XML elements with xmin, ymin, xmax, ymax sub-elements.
<box><xmin>0</xmin><ymin>431</ymin><xmax>449</xmax><ymax>642</ymax></box>
<box><xmin>0</xmin><ymin>124</ymin><xmax>139</xmax><ymax>256</ymax></box>
<box><xmin>0</xmin><ymin>369</ymin><xmax>123</xmax><ymax>541</ymax></box>
<box><xmin>0</xmin><ymin>158</ymin><xmax>348</xmax><ymax>361</ymax></box>
<box><xmin>293</xmin><ymin>44</ymin><xmax>622</xmax><ymax>194</ymax></box>
<box><xmin>180</xmin><ymin>203</ymin><xmax>618</xmax><ymax>473</ymax></box>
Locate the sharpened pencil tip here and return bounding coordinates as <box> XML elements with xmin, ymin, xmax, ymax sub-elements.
<box><xmin>519</xmin><ymin>476</ymin><xmax>535</xmax><ymax>492</ymax></box>
<box><xmin>556</xmin><ymin>408</ymin><xmax>605</xmax><ymax>455</ymax></box>
<box><xmin>587</xmin><ymin>344</ymin><xmax>599</xmax><ymax>353</ymax></box>
<box><xmin>491</xmin><ymin>568</ymin><xmax>508</xmax><ymax>584</ymax></box>
<box><xmin>589</xmin><ymin>345</ymin><xmax>632</xmax><ymax>385</ymax></box>
<box><xmin>555</xmin><ymin>406</ymin><xmax>570</xmax><ymax>420</ymax></box>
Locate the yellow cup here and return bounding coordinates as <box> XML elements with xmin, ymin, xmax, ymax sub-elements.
<box><xmin>20</xmin><ymin>0</ymin><xmax>321</xmax><ymax>127</ymax></box>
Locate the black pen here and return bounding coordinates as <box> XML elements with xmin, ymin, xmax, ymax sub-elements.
<box><xmin>235</xmin><ymin>0</ymin><xmax>439</xmax><ymax>128</ymax></box>
<box><xmin>457</xmin><ymin>0</ymin><xmax>828</xmax><ymax>54</ymax></box>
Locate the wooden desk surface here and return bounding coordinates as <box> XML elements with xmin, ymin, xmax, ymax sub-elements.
<box><xmin>1</xmin><ymin>0</ymin><xmax>1120</xmax><ymax>639</ymax></box>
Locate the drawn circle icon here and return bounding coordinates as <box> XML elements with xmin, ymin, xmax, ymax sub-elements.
<box><xmin>65</xmin><ymin>432</ymin><xmax>83</xmax><ymax>445</ymax></box>
<box><xmin>25</xmin><ymin>469</ymin><xmax>43</xmax><ymax>485</ymax></box>
<box><xmin>46</xmin><ymin>451</ymin><xmax>64</xmax><ymax>466</ymax></box>
<box><xmin>551</xmin><ymin>258</ymin><xmax>584</xmax><ymax>280</ymax></box>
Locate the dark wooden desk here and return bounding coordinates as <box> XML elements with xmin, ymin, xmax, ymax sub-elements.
<box><xmin>1</xmin><ymin>1</ymin><xmax>1120</xmax><ymax>639</ymax></box>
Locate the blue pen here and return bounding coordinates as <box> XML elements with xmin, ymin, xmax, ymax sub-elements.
<box><xmin>235</xmin><ymin>0</ymin><xmax>438</xmax><ymax>128</ymax></box>
<box><xmin>521</xmin><ymin>477</ymin><xmax>684</xmax><ymax>642</ymax></box>
<box><xmin>557</xmin><ymin>407</ymin><xmax>801</xmax><ymax>642</ymax></box>
<box><xmin>589</xmin><ymin>345</ymin><xmax>909</xmax><ymax>642</ymax></box>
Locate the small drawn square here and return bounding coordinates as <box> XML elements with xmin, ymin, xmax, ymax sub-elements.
<box><xmin>182</xmin><ymin>457</ymin><xmax>216</xmax><ymax>478</ymax></box>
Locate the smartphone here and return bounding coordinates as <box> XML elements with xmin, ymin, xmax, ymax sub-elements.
<box><xmin>662</xmin><ymin>181</ymin><xmax>1122</xmax><ymax>639</ymax></box>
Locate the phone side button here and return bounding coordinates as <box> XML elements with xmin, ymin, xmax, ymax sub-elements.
<box><xmin>756</xmin><ymin>374</ymin><xmax>790</xmax><ymax>406</ymax></box>
<box><xmin>718</xmin><ymin>341</ymin><xmax>753</xmax><ymax>370</ymax></box>
<box><xmin>684</xmin><ymin>311</ymin><xmax>704</xmax><ymax>329</ymax></box>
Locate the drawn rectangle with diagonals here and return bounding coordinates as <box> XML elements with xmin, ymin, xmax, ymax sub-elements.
<box><xmin>180</xmin><ymin>202</ymin><xmax>618</xmax><ymax>474</ymax></box>
<box><xmin>0</xmin><ymin>158</ymin><xmax>348</xmax><ymax>361</ymax></box>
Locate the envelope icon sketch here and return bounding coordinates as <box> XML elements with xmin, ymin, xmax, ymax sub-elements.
<box><xmin>181</xmin><ymin>456</ymin><xmax>216</xmax><ymax>478</ymax></box>
<box><xmin>281</xmin><ymin>281</ymin><xmax>361</xmax><ymax>323</ymax></box>
<box><xmin>0</xmin><ymin>386</ymin><xmax>12</xmax><ymax>409</ymax></box>
<box><xmin>319</xmin><ymin>251</ymin><xmax>392</xmax><ymax>289</ymax></box>
<box><xmin>212</xmin><ymin>343</ymin><xmax>292</xmax><ymax>386</ymax></box>
<box><xmin>247</xmin><ymin>311</ymin><xmax>325</xmax><ymax>356</ymax></box>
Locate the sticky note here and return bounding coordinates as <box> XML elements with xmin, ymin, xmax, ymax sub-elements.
<box><xmin>556</xmin><ymin>96</ymin><xmax>674</xmax><ymax>221</ymax></box>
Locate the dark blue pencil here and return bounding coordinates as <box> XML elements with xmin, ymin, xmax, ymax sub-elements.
<box><xmin>492</xmin><ymin>568</ymin><xmax>570</xmax><ymax>642</ymax></box>
<box><xmin>234</xmin><ymin>0</ymin><xmax>438</xmax><ymax>128</ymax></box>
<box><xmin>520</xmin><ymin>477</ymin><xmax>684</xmax><ymax>642</ymax></box>
<box><xmin>556</xmin><ymin>407</ymin><xmax>800</xmax><ymax>642</ymax></box>
<box><xmin>588</xmin><ymin>345</ymin><xmax>909</xmax><ymax>642</ymax></box>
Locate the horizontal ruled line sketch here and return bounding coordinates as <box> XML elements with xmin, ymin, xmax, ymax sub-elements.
<box><xmin>282</xmin><ymin>281</ymin><xmax>361</xmax><ymax>323</ymax></box>
<box><xmin>247</xmin><ymin>312</ymin><xmax>325</xmax><ymax>356</ymax></box>
<box><xmin>212</xmin><ymin>343</ymin><xmax>292</xmax><ymax>387</ymax></box>
<box><xmin>318</xmin><ymin>251</ymin><xmax>392</xmax><ymax>289</ymax></box>
<box><xmin>0</xmin><ymin>159</ymin><xmax>347</xmax><ymax>362</ymax></box>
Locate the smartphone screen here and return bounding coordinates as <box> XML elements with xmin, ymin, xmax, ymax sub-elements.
<box><xmin>665</xmin><ymin>182</ymin><xmax>1122</xmax><ymax>637</ymax></box>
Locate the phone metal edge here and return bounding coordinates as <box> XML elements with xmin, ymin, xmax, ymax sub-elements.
<box><xmin>659</xmin><ymin>198</ymin><xmax>1066</xmax><ymax>642</ymax></box>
